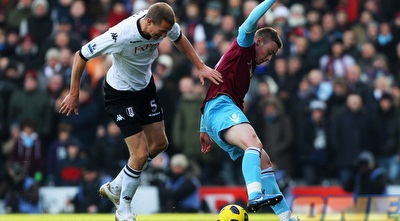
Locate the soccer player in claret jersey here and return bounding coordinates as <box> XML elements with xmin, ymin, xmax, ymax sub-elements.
<box><xmin>59</xmin><ymin>2</ymin><xmax>222</xmax><ymax>221</ymax></box>
<box><xmin>199</xmin><ymin>0</ymin><xmax>299</xmax><ymax>220</ymax></box>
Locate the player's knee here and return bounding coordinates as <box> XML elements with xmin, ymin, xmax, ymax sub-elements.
<box><xmin>155</xmin><ymin>137</ymin><xmax>169</xmax><ymax>152</ymax></box>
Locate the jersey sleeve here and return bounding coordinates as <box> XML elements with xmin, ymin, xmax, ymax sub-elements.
<box><xmin>80</xmin><ymin>25</ymin><xmax>125</xmax><ymax>60</ymax></box>
<box><xmin>237</xmin><ymin>0</ymin><xmax>276</xmax><ymax>47</ymax></box>
<box><xmin>167</xmin><ymin>23</ymin><xmax>182</xmax><ymax>42</ymax></box>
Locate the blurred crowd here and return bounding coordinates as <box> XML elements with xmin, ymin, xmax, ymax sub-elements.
<box><xmin>1</xmin><ymin>0</ymin><xmax>400</xmax><ymax>214</ymax></box>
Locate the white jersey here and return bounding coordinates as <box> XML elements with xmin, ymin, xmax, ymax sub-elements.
<box><xmin>80</xmin><ymin>10</ymin><xmax>181</xmax><ymax>91</ymax></box>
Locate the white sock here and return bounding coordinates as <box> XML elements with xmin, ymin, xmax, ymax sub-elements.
<box><xmin>119</xmin><ymin>165</ymin><xmax>141</xmax><ymax>214</ymax></box>
<box><xmin>110</xmin><ymin>156</ymin><xmax>153</xmax><ymax>195</ymax></box>
<box><xmin>277</xmin><ymin>211</ymin><xmax>290</xmax><ymax>221</ymax></box>
<box><xmin>110</xmin><ymin>169</ymin><xmax>123</xmax><ymax>195</ymax></box>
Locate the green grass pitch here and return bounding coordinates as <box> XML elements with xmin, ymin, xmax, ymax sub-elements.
<box><xmin>0</xmin><ymin>213</ymin><xmax>281</xmax><ymax>221</ymax></box>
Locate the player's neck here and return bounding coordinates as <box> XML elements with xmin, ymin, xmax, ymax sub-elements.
<box><xmin>139</xmin><ymin>18</ymin><xmax>150</xmax><ymax>37</ymax></box>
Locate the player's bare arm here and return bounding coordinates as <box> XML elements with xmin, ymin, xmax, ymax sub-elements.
<box><xmin>173</xmin><ymin>34</ymin><xmax>223</xmax><ymax>85</ymax></box>
<box><xmin>59</xmin><ymin>51</ymin><xmax>87</xmax><ymax>116</ymax></box>
<box><xmin>200</xmin><ymin>132</ymin><xmax>213</xmax><ymax>154</ymax></box>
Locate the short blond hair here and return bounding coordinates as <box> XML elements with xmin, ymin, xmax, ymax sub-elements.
<box><xmin>255</xmin><ymin>27</ymin><xmax>283</xmax><ymax>49</ymax></box>
<box><xmin>145</xmin><ymin>2</ymin><xmax>176</xmax><ymax>25</ymax></box>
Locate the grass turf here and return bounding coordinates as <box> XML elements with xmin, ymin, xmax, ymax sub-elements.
<box><xmin>0</xmin><ymin>213</ymin><xmax>280</xmax><ymax>221</ymax></box>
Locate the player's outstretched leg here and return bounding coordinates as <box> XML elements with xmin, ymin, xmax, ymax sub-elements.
<box><xmin>247</xmin><ymin>192</ymin><xmax>283</xmax><ymax>212</ymax></box>
<box><xmin>242</xmin><ymin>147</ymin><xmax>283</xmax><ymax>212</ymax></box>
<box><xmin>261</xmin><ymin>167</ymin><xmax>298</xmax><ymax>221</ymax></box>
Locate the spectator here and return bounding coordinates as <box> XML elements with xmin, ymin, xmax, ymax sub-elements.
<box><xmin>10</xmin><ymin>119</ymin><xmax>45</xmax><ymax>181</ymax></box>
<box><xmin>274</xmin><ymin>57</ymin><xmax>298</xmax><ymax>109</ymax></box>
<box><xmin>46</xmin><ymin>122</ymin><xmax>73</xmax><ymax>186</ymax></box>
<box><xmin>171</xmin><ymin>76</ymin><xmax>219</xmax><ymax>184</ymax></box>
<box><xmin>59</xmin><ymin>81</ymin><xmax>100</xmax><ymax>152</ymax></box>
<box><xmin>19</xmin><ymin>0</ymin><xmax>53</xmax><ymax>46</ymax></box>
<box><xmin>330</xmin><ymin>93</ymin><xmax>377</xmax><ymax>186</ymax></box>
<box><xmin>321</xmin><ymin>13</ymin><xmax>342</xmax><ymax>44</ymax></box>
<box><xmin>220</xmin><ymin>15</ymin><xmax>238</xmax><ymax>41</ymax></box>
<box><xmin>38</xmin><ymin>48</ymin><xmax>62</xmax><ymax>91</ymax></box>
<box><xmin>334</xmin><ymin>9</ymin><xmax>350</xmax><ymax>32</ymax></box>
<box><xmin>1</xmin><ymin>123</ymin><xmax>20</xmax><ymax>164</ymax></box>
<box><xmin>88</xmin><ymin>17</ymin><xmax>109</xmax><ymax>39</ymax></box>
<box><xmin>160</xmin><ymin>153</ymin><xmax>201</xmax><ymax>213</ymax></box>
<box><xmin>357</xmin><ymin>41</ymin><xmax>377</xmax><ymax>77</ymax></box>
<box><xmin>287</xmin><ymin>55</ymin><xmax>305</xmax><ymax>93</ymax></box>
<box><xmin>288</xmin><ymin>77</ymin><xmax>316</xmax><ymax>151</ymax></box>
<box><xmin>319</xmin><ymin>39</ymin><xmax>356</xmax><ymax>80</ymax></box>
<box><xmin>140</xmin><ymin>151</ymin><xmax>169</xmax><ymax>202</ymax></box>
<box><xmin>372</xmin><ymin>93</ymin><xmax>400</xmax><ymax>184</ymax></box>
<box><xmin>181</xmin><ymin>2</ymin><xmax>205</xmax><ymax>43</ymax></box>
<box><xmin>365</xmin><ymin>21</ymin><xmax>379</xmax><ymax>48</ymax></box>
<box><xmin>298</xmin><ymin>100</ymin><xmax>330</xmax><ymax>185</ymax></box>
<box><xmin>0</xmin><ymin>61</ymin><xmax>24</xmax><ymax>133</ymax></box>
<box><xmin>8</xmin><ymin>70</ymin><xmax>52</xmax><ymax>138</ymax></box>
<box><xmin>305</xmin><ymin>23</ymin><xmax>330</xmax><ymax>71</ymax></box>
<box><xmin>290</xmin><ymin>36</ymin><xmax>311</xmax><ymax>71</ymax></box>
<box><xmin>54</xmin><ymin>138</ymin><xmax>86</xmax><ymax>186</ymax></box>
<box><xmin>68</xmin><ymin>0</ymin><xmax>92</xmax><ymax>43</ymax></box>
<box><xmin>47</xmin><ymin>73</ymin><xmax>65</xmax><ymax>113</ymax></box>
<box><xmin>325</xmin><ymin>77</ymin><xmax>349</xmax><ymax>120</ymax></box>
<box><xmin>342</xmin><ymin>29</ymin><xmax>360</xmax><ymax>60</ymax></box>
<box><xmin>259</xmin><ymin>97</ymin><xmax>294</xmax><ymax>177</ymax></box>
<box><xmin>344</xmin><ymin>64</ymin><xmax>370</xmax><ymax>102</ymax></box>
<box><xmin>226</xmin><ymin>0</ymin><xmax>244</xmax><ymax>25</ymax></box>
<box><xmin>343</xmin><ymin>151</ymin><xmax>388</xmax><ymax>195</ymax></box>
<box><xmin>2</xmin><ymin>29</ymin><xmax>20</xmax><ymax>59</ymax></box>
<box><xmin>39</xmin><ymin>22</ymin><xmax>82</xmax><ymax>62</ymax></box>
<box><xmin>90</xmin><ymin>120</ymin><xmax>129</xmax><ymax>178</ymax></box>
<box><xmin>351</xmin><ymin>10</ymin><xmax>373</xmax><ymax>44</ymax></box>
<box><xmin>365</xmin><ymin>54</ymin><xmax>393</xmax><ymax>87</ymax></box>
<box><xmin>365</xmin><ymin>75</ymin><xmax>393</xmax><ymax>113</ymax></box>
<box><xmin>394</xmin><ymin>42</ymin><xmax>400</xmax><ymax>83</ymax></box>
<box><xmin>202</xmin><ymin>1</ymin><xmax>223</xmax><ymax>45</ymax></box>
<box><xmin>53</xmin><ymin>0</ymin><xmax>73</xmax><ymax>23</ymax></box>
<box><xmin>57</xmin><ymin>47</ymin><xmax>74</xmax><ymax>86</ymax></box>
<box><xmin>107</xmin><ymin>1</ymin><xmax>128</xmax><ymax>28</ymax></box>
<box><xmin>14</xmin><ymin>34</ymin><xmax>40</xmax><ymax>70</ymax></box>
<box><xmin>0</xmin><ymin>161</ymin><xmax>40</xmax><ymax>213</ymax></box>
<box><xmin>6</xmin><ymin>0</ymin><xmax>32</xmax><ymax>30</ymax></box>
<box><xmin>0</xmin><ymin>96</ymin><xmax>4</xmax><ymax>142</ymax></box>
<box><xmin>69</xmin><ymin>162</ymin><xmax>113</xmax><ymax>213</ymax></box>
<box><xmin>376</xmin><ymin>22</ymin><xmax>397</xmax><ymax>67</ymax></box>
<box><xmin>288</xmin><ymin>3</ymin><xmax>306</xmax><ymax>32</ymax></box>
<box><xmin>307</xmin><ymin>69</ymin><xmax>333</xmax><ymax>101</ymax></box>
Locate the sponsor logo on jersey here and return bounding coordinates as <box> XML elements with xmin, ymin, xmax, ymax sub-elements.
<box><xmin>130</xmin><ymin>40</ymin><xmax>142</xmax><ymax>44</ymax></box>
<box><xmin>126</xmin><ymin>107</ymin><xmax>135</xmax><ymax>117</ymax></box>
<box><xmin>133</xmin><ymin>43</ymin><xmax>160</xmax><ymax>55</ymax></box>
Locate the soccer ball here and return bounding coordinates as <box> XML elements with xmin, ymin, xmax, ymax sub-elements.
<box><xmin>217</xmin><ymin>204</ymin><xmax>249</xmax><ymax>221</ymax></box>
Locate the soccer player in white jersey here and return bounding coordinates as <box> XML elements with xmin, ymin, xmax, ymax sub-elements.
<box><xmin>59</xmin><ymin>2</ymin><xmax>222</xmax><ymax>221</ymax></box>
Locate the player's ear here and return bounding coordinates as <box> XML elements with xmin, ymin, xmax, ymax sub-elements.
<box><xmin>146</xmin><ymin>18</ymin><xmax>153</xmax><ymax>25</ymax></box>
<box><xmin>255</xmin><ymin>36</ymin><xmax>263</xmax><ymax>46</ymax></box>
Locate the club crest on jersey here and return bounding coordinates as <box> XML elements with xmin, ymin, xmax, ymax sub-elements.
<box><xmin>126</xmin><ymin>107</ymin><xmax>135</xmax><ymax>117</ymax></box>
